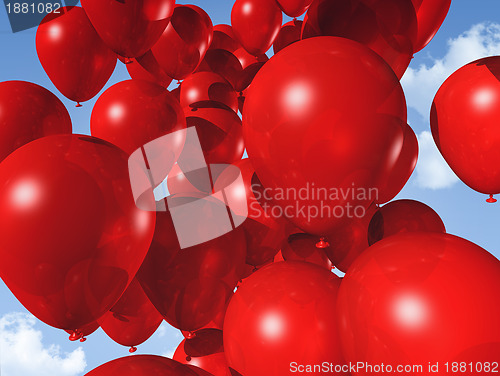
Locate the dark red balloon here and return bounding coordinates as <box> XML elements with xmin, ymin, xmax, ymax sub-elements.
<box><xmin>281</xmin><ymin>233</ymin><xmax>332</xmax><ymax>270</ymax></box>
<box><xmin>276</xmin><ymin>0</ymin><xmax>313</xmax><ymax>17</ymax></box>
<box><xmin>99</xmin><ymin>277</ymin><xmax>163</xmax><ymax>350</ymax></box>
<box><xmin>181</xmin><ymin>72</ymin><xmax>238</xmax><ymax>113</ymax></box>
<box><xmin>196</xmin><ymin>49</ymin><xmax>243</xmax><ymax>90</ymax></box>
<box><xmin>0</xmin><ymin>81</ymin><xmax>72</xmax><ymax>163</ymax></box>
<box><xmin>243</xmin><ymin>37</ymin><xmax>406</xmax><ymax>235</ymax></box>
<box><xmin>126</xmin><ymin>50</ymin><xmax>173</xmax><ymax>88</ymax></box>
<box><xmin>36</xmin><ymin>7</ymin><xmax>117</xmax><ymax>106</ymax></box>
<box><xmin>376</xmin><ymin>123</ymin><xmax>418</xmax><ymax>204</ymax></box>
<box><xmin>174</xmin><ymin>329</ymin><xmax>231</xmax><ymax>376</ymax></box>
<box><xmin>210</xmin><ymin>24</ymin><xmax>242</xmax><ymax>53</ymax></box>
<box><xmin>368</xmin><ymin>199</ymin><xmax>446</xmax><ymax>245</ymax></box>
<box><xmin>431</xmin><ymin>56</ymin><xmax>500</xmax><ymax>201</ymax></box>
<box><xmin>273</xmin><ymin>20</ymin><xmax>303</xmax><ymax>55</ymax></box>
<box><xmin>91</xmin><ymin>80</ymin><xmax>186</xmax><ymax>155</ymax></box>
<box><xmin>152</xmin><ymin>5</ymin><xmax>213</xmax><ymax>80</ymax></box>
<box><xmin>411</xmin><ymin>0</ymin><xmax>451</xmax><ymax>52</ymax></box>
<box><xmin>231</xmin><ymin>0</ymin><xmax>282</xmax><ymax>55</ymax></box>
<box><xmin>84</xmin><ymin>355</ymin><xmax>199</xmax><ymax>376</ymax></box>
<box><xmin>0</xmin><ymin>135</ymin><xmax>155</xmax><ymax>331</ymax></box>
<box><xmin>302</xmin><ymin>0</ymin><xmax>418</xmax><ymax>79</ymax></box>
<box><xmin>337</xmin><ymin>233</ymin><xmax>500</xmax><ymax>374</ymax></box>
<box><xmin>81</xmin><ymin>0</ymin><xmax>174</xmax><ymax>59</ymax></box>
<box><xmin>224</xmin><ymin>261</ymin><xmax>344</xmax><ymax>376</ymax></box>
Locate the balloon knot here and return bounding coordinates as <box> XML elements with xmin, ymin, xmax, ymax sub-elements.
<box><xmin>177</xmin><ymin>80</ymin><xmax>182</xmax><ymax>85</ymax></box>
<box><xmin>486</xmin><ymin>194</ymin><xmax>497</xmax><ymax>203</ymax></box>
<box><xmin>129</xmin><ymin>346</ymin><xmax>137</xmax><ymax>353</ymax></box>
<box><xmin>68</xmin><ymin>330</ymin><xmax>82</xmax><ymax>341</ymax></box>
<box><xmin>75</xmin><ymin>102</ymin><xmax>82</xmax><ymax>108</ymax></box>
<box><xmin>239</xmin><ymin>91</ymin><xmax>244</xmax><ymax>97</ymax></box>
<box><xmin>316</xmin><ymin>237</ymin><xmax>330</xmax><ymax>249</ymax></box>
<box><xmin>124</xmin><ymin>57</ymin><xmax>133</xmax><ymax>64</ymax></box>
<box><xmin>79</xmin><ymin>337</ymin><xmax>87</xmax><ymax>343</ymax></box>
<box><xmin>186</xmin><ymin>355</ymin><xmax>192</xmax><ymax>362</ymax></box>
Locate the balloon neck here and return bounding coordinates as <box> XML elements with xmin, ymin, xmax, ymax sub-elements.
<box><xmin>129</xmin><ymin>346</ymin><xmax>137</xmax><ymax>353</ymax></box>
<box><xmin>75</xmin><ymin>102</ymin><xmax>82</xmax><ymax>108</ymax></box>
<box><xmin>68</xmin><ymin>330</ymin><xmax>82</xmax><ymax>341</ymax></box>
<box><xmin>124</xmin><ymin>57</ymin><xmax>133</xmax><ymax>64</ymax></box>
<box><xmin>79</xmin><ymin>337</ymin><xmax>87</xmax><ymax>343</ymax></box>
<box><xmin>177</xmin><ymin>80</ymin><xmax>182</xmax><ymax>85</ymax></box>
<box><xmin>185</xmin><ymin>331</ymin><xmax>196</xmax><ymax>339</ymax></box>
<box><xmin>316</xmin><ymin>237</ymin><xmax>330</xmax><ymax>249</ymax></box>
<box><xmin>239</xmin><ymin>91</ymin><xmax>244</xmax><ymax>97</ymax></box>
<box><xmin>486</xmin><ymin>194</ymin><xmax>497</xmax><ymax>203</ymax></box>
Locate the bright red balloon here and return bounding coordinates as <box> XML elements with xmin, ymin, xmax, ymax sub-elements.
<box><xmin>243</xmin><ymin>37</ymin><xmax>406</xmax><ymax>235</ymax></box>
<box><xmin>181</xmin><ymin>72</ymin><xmax>238</xmax><ymax>113</ymax></box>
<box><xmin>0</xmin><ymin>81</ymin><xmax>72</xmax><ymax>163</ymax></box>
<box><xmin>376</xmin><ymin>122</ymin><xmax>418</xmax><ymax>204</ymax></box>
<box><xmin>0</xmin><ymin>135</ymin><xmax>155</xmax><ymax>331</ymax></box>
<box><xmin>174</xmin><ymin>329</ymin><xmax>231</xmax><ymax>376</ymax></box>
<box><xmin>152</xmin><ymin>5</ymin><xmax>213</xmax><ymax>81</ymax></box>
<box><xmin>99</xmin><ymin>277</ymin><xmax>163</xmax><ymax>351</ymax></box>
<box><xmin>273</xmin><ymin>20</ymin><xmax>303</xmax><ymax>55</ymax></box>
<box><xmin>231</xmin><ymin>0</ymin><xmax>282</xmax><ymax>55</ymax></box>
<box><xmin>302</xmin><ymin>0</ymin><xmax>418</xmax><ymax>79</ymax></box>
<box><xmin>431</xmin><ymin>57</ymin><xmax>500</xmax><ymax>202</ymax></box>
<box><xmin>126</xmin><ymin>50</ymin><xmax>173</xmax><ymax>88</ymax></box>
<box><xmin>36</xmin><ymin>7</ymin><xmax>117</xmax><ymax>106</ymax></box>
<box><xmin>276</xmin><ymin>0</ymin><xmax>313</xmax><ymax>17</ymax></box>
<box><xmin>337</xmin><ymin>232</ymin><xmax>500</xmax><ymax>374</ymax></box>
<box><xmin>224</xmin><ymin>261</ymin><xmax>344</xmax><ymax>376</ymax></box>
<box><xmin>368</xmin><ymin>199</ymin><xmax>446</xmax><ymax>245</ymax></box>
<box><xmin>84</xmin><ymin>355</ymin><xmax>199</xmax><ymax>376</ymax></box>
<box><xmin>91</xmin><ymin>79</ymin><xmax>186</xmax><ymax>155</ymax></box>
<box><xmin>81</xmin><ymin>0</ymin><xmax>174</xmax><ymax>59</ymax></box>
<box><xmin>411</xmin><ymin>0</ymin><xmax>451</xmax><ymax>52</ymax></box>
<box><xmin>210</xmin><ymin>24</ymin><xmax>242</xmax><ymax>53</ymax></box>
<box><xmin>281</xmin><ymin>233</ymin><xmax>332</xmax><ymax>270</ymax></box>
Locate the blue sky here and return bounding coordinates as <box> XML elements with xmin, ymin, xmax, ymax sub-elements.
<box><xmin>1</xmin><ymin>1</ymin><xmax>500</xmax><ymax>375</ymax></box>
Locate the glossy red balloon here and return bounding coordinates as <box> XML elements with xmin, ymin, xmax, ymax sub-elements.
<box><xmin>196</xmin><ymin>49</ymin><xmax>243</xmax><ymax>90</ymax></box>
<box><xmin>126</xmin><ymin>50</ymin><xmax>173</xmax><ymax>88</ymax></box>
<box><xmin>368</xmin><ymin>199</ymin><xmax>446</xmax><ymax>245</ymax></box>
<box><xmin>281</xmin><ymin>233</ymin><xmax>332</xmax><ymax>270</ymax></box>
<box><xmin>210</xmin><ymin>25</ymin><xmax>242</xmax><ymax>53</ymax></box>
<box><xmin>276</xmin><ymin>0</ymin><xmax>313</xmax><ymax>17</ymax></box>
<box><xmin>84</xmin><ymin>355</ymin><xmax>199</xmax><ymax>376</ymax></box>
<box><xmin>180</xmin><ymin>72</ymin><xmax>238</xmax><ymax>113</ymax></box>
<box><xmin>302</xmin><ymin>0</ymin><xmax>417</xmax><ymax>79</ymax></box>
<box><xmin>0</xmin><ymin>81</ymin><xmax>72</xmax><ymax>163</ymax></box>
<box><xmin>273</xmin><ymin>20</ymin><xmax>303</xmax><ymax>55</ymax></box>
<box><xmin>231</xmin><ymin>0</ymin><xmax>282</xmax><ymax>55</ymax></box>
<box><xmin>337</xmin><ymin>233</ymin><xmax>500</xmax><ymax>373</ymax></box>
<box><xmin>99</xmin><ymin>277</ymin><xmax>163</xmax><ymax>350</ymax></box>
<box><xmin>174</xmin><ymin>329</ymin><xmax>231</xmax><ymax>376</ymax></box>
<box><xmin>138</xmin><ymin>195</ymin><xmax>247</xmax><ymax>332</ymax></box>
<box><xmin>243</xmin><ymin>37</ymin><xmax>406</xmax><ymax>235</ymax></box>
<box><xmin>0</xmin><ymin>135</ymin><xmax>155</xmax><ymax>331</ymax></box>
<box><xmin>376</xmin><ymin>123</ymin><xmax>418</xmax><ymax>204</ymax></box>
<box><xmin>81</xmin><ymin>0</ymin><xmax>174</xmax><ymax>59</ymax></box>
<box><xmin>411</xmin><ymin>0</ymin><xmax>451</xmax><ymax>52</ymax></box>
<box><xmin>431</xmin><ymin>57</ymin><xmax>500</xmax><ymax>200</ymax></box>
<box><xmin>91</xmin><ymin>80</ymin><xmax>186</xmax><ymax>155</ymax></box>
<box><xmin>152</xmin><ymin>5</ymin><xmax>213</xmax><ymax>81</ymax></box>
<box><xmin>224</xmin><ymin>261</ymin><xmax>344</xmax><ymax>376</ymax></box>
<box><xmin>36</xmin><ymin>7</ymin><xmax>117</xmax><ymax>106</ymax></box>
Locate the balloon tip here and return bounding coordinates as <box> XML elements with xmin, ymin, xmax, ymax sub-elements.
<box><xmin>486</xmin><ymin>194</ymin><xmax>497</xmax><ymax>203</ymax></box>
<box><xmin>186</xmin><ymin>355</ymin><xmax>192</xmax><ymax>362</ymax></box>
<box><xmin>68</xmin><ymin>330</ymin><xmax>81</xmax><ymax>341</ymax></box>
<box><xmin>316</xmin><ymin>237</ymin><xmax>330</xmax><ymax>249</ymax></box>
<box><xmin>75</xmin><ymin>102</ymin><xmax>82</xmax><ymax>108</ymax></box>
<box><xmin>79</xmin><ymin>337</ymin><xmax>87</xmax><ymax>343</ymax></box>
<box><xmin>124</xmin><ymin>58</ymin><xmax>133</xmax><ymax>64</ymax></box>
<box><xmin>129</xmin><ymin>346</ymin><xmax>137</xmax><ymax>353</ymax></box>
<box><xmin>177</xmin><ymin>80</ymin><xmax>182</xmax><ymax>85</ymax></box>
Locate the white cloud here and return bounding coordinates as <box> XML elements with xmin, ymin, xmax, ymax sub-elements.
<box><xmin>0</xmin><ymin>313</ymin><xmax>86</xmax><ymax>376</ymax></box>
<box><xmin>414</xmin><ymin>131</ymin><xmax>459</xmax><ymax>189</ymax></box>
<box><xmin>402</xmin><ymin>22</ymin><xmax>500</xmax><ymax>119</ymax></box>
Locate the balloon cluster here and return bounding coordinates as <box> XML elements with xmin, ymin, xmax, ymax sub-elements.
<box><xmin>1</xmin><ymin>0</ymin><xmax>499</xmax><ymax>375</ymax></box>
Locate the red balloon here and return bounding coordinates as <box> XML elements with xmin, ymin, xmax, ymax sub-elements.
<box><xmin>302</xmin><ymin>0</ymin><xmax>418</xmax><ymax>79</ymax></box>
<box><xmin>84</xmin><ymin>355</ymin><xmax>199</xmax><ymax>376</ymax></box>
<box><xmin>138</xmin><ymin>194</ymin><xmax>247</xmax><ymax>332</ymax></box>
<box><xmin>431</xmin><ymin>57</ymin><xmax>500</xmax><ymax>202</ymax></box>
<box><xmin>174</xmin><ymin>329</ymin><xmax>231</xmax><ymax>376</ymax></box>
<box><xmin>180</xmin><ymin>72</ymin><xmax>238</xmax><ymax>113</ymax></box>
<box><xmin>152</xmin><ymin>5</ymin><xmax>213</xmax><ymax>81</ymax></box>
<box><xmin>411</xmin><ymin>0</ymin><xmax>451</xmax><ymax>52</ymax></box>
<box><xmin>0</xmin><ymin>134</ymin><xmax>155</xmax><ymax>331</ymax></box>
<box><xmin>91</xmin><ymin>79</ymin><xmax>186</xmax><ymax>155</ymax></box>
<box><xmin>376</xmin><ymin>122</ymin><xmax>418</xmax><ymax>204</ymax></box>
<box><xmin>243</xmin><ymin>37</ymin><xmax>406</xmax><ymax>235</ymax></box>
<box><xmin>281</xmin><ymin>233</ymin><xmax>332</xmax><ymax>270</ymax></box>
<box><xmin>273</xmin><ymin>20</ymin><xmax>303</xmax><ymax>55</ymax></box>
<box><xmin>210</xmin><ymin>24</ymin><xmax>242</xmax><ymax>53</ymax></box>
<box><xmin>276</xmin><ymin>0</ymin><xmax>313</xmax><ymax>18</ymax></box>
<box><xmin>126</xmin><ymin>50</ymin><xmax>173</xmax><ymax>88</ymax></box>
<box><xmin>337</xmin><ymin>232</ymin><xmax>500</xmax><ymax>373</ymax></box>
<box><xmin>224</xmin><ymin>261</ymin><xmax>344</xmax><ymax>376</ymax></box>
<box><xmin>81</xmin><ymin>0</ymin><xmax>174</xmax><ymax>59</ymax></box>
<box><xmin>196</xmin><ymin>49</ymin><xmax>243</xmax><ymax>90</ymax></box>
<box><xmin>232</xmin><ymin>48</ymin><xmax>268</xmax><ymax>92</ymax></box>
<box><xmin>99</xmin><ymin>278</ymin><xmax>163</xmax><ymax>351</ymax></box>
<box><xmin>0</xmin><ymin>81</ymin><xmax>72</xmax><ymax>163</ymax></box>
<box><xmin>36</xmin><ymin>7</ymin><xmax>117</xmax><ymax>106</ymax></box>
<box><xmin>167</xmin><ymin>163</ymin><xmax>203</xmax><ymax>195</ymax></box>
<box><xmin>231</xmin><ymin>0</ymin><xmax>282</xmax><ymax>55</ymax></box>
<box><xmin>368</xmin><ymin>199</ymin><xmax>446</xmax><ymax>245</ymax></box>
